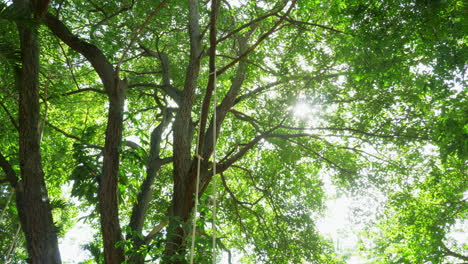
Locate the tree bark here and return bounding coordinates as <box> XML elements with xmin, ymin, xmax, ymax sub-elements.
<box><xmin>164</xmin><ymin>0</ymin><xmax>202</xmax><ymax>262</ymax></box>
<box><xmin>162</xmin><ymin>2</ymin><xmax>251</xmax><ymax>262</ymax></box>
<box><xmin>13</xmin><ymin>0</ymin><xmax>61</xmax><ymax>263</ymax></box>
<box><xmin>127</xmin><ymin>111</ymin><xmax>171</xmax><ymax>264</ymax></box>
<box><xmin>45</xmin><ymin>13</ymin><xmax>125</xmax><ymax>264</ymax></box>
<box><xmin>99</xmin><ymin>79</ymin><xmax>126</xmax><ymax>264</ymax></box>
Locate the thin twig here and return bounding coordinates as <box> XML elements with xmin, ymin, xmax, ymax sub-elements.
<box><xmin>0</xmin><ymin>101</ymin><xmax>18</xmax><ymax>131</ymax></box>
<box><xmin>116</xmin><ymin>0</ymin><xmax>169</xmax><ymax>72</ymax></box>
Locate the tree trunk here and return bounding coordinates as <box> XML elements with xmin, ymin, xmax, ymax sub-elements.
<box><xmin>164</xmin><ymin>163</ymin><xmax>207</xmax><ymax>264</ymax></box>
<box><xmin>163</xmin><ymin>0</ymin><xmax>202</xmax><ymax>261</ymax></box>
<box><xmin>44</xmin><ymin>13</ymin><xmax>126</xmax><ymax>263</ymax></box>
<box><xmin>14</xmin><ymin>0</ymin><xmax>61</xmax><ymax>263</ymax></box>
<box><xmin>99</xmin><ymin>79</ymin><xmax>127</xmax><ymax>264</ymax></box>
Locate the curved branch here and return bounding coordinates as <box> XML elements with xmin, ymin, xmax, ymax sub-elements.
<box><xmin>220</xmin><ymin>172</ymin><xmax>263</xmax><ymax>207</ymax></box>
<box><xmin>196</xmin><ymin>0</ymin><xmax>220</xmax><ymax>156</ymax></box>
<box><xmin>91</xmin><ymin>0</ymin><xmax>135</xmax><ymax>30</ymax></box>
<box><xmin>216</xmin><ymin>0</ymin><xmax>297</xmax><ymax>76</ymax></box>
<box><xmin>45</xmin><ymin>13</ymin><xmax>116</xmax><ymax>92</ymax></box>
<box><xmin>144</xmin><ymin>220</ymin><xmax>168</xmax><ymax>244</ymax></box>
<box><xmin>0</xmin><ymin>100</ymin><xmax>18</xmax><ymax>131</ymax></box>
<box><xmin>128</xmin><ymin>82</ymin><xmax>181</xmax><ymax>104</ymax></box>
<box><xmin>443</xmin><ymin>243</ymin><xmax>468</xmax><ymax>261</ymax></box>
<box><xmin>61</xmin><ymin>88</ymin><xmax>106</xmax><ymax>97</ymax></box>
<box><xmin>116</xmin><ymin>0</ymin><xmax>168</xmax><ymax>71</ymax></box>
<box><xmin>279</xmin><ymin>125</ymin><xmax>429</xmax><ymax>140</ymax></box>
<box><xmin>216</xmin><ymin>2</ymin><xmax>287</xmax><ymax>44</ymax></box>
<box><xmin>129</xmin><ymin>110</ymin><xmax>172</xmax><ymax>234</ymax></box>
<box><xmin>217</xmin><ymin>124</ymin><xmax>282</xmax><ymax>174</ymax></box>
<box><xmin>139</xmin><ymin>44</ymin><xmax>171</xmax><ymax>87</ymax></box>
<box><xmin>202</xmin><ymin>36</ymin><xmax>249</xmax><ymax>160</ymax></box>
<box><xmin>283</xmin><ymin>16</ymin><xmax>346</xmax><ymax>34</ymax></box>
<box><xmin>0</xmin><ymin>153</ymin><xmax>18</xmax><ymax>188</ymax></box>
<box><xmin>46</xmin><ymin>121</ymin><xmax>103</xmax><ymax>150</ymax></box>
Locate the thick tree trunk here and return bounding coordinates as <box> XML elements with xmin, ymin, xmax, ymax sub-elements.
<box><xmin>44</xmin><ymin>14</ymin><xmax>126</xmax><ymax>263</ymax></box>
<box><xmin>163</xmin><ymin>0</ymin><xmax>202</xmax><ymax>261</ymax></box>
<box><xmin>164</xmin><ymin>168</ymin><xmax>198</xmax><ymax>263</ymax></box>
<box><xmin>99</xmin><ymin>79</ymin><xmax>127</xmax><ymax>264</ymax></box>
<box><xmin>14</xmin><ymin>0</ymin><xmax>61</xmax><ymax>263</ymax></box>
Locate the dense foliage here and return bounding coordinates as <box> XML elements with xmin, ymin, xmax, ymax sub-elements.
<box><xmin>0</xmin><ymin>0</ymin><xmax>466</xmax><ymax>263</ymax></box>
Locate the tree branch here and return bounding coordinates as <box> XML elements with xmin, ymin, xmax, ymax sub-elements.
<box><xmin>201</xmin><ymin>37</ymin><xmax>248</xmax><ymax>159</ymax></box>
<box><xmin>278</xmin><ymin>125</ymin><xmax>429</xmax><ymax>140</ymax></box>
<box><xmin>279</xmin><ymin>137</ymin><xmax>355</xmax><ymax>174</ymax></box>
<box><xmin>57</xmin><ymin>41</ymin><xmax>81</xmax><ymax>91</ymax></box>
<box><xmin>217</xmin><ymin>124</ymin><xmax>282</xmax><ymax>174</ymax></box>
<box><xmin>216</xmin><ymin>2</ymin><xmax>287</xmax><ymax>44</ymax></box>
<box><xmin>197</xmin><ymin>0</ymin><xmax>220</xmax><ymax>158</ymax></box>
<box><xmin>443</xmin><ymin>243</ymin><xmax>468</xmax><ymax>261</ymax></box>
<box><xmin>172</xmin><ymin>0</ymin><xmax>203</xmax><ymax>189</ymax></box>
<box><xmin>216</xmin><ymin>0</ymin><xmax>297</xmax><ymax>76</ymax></box>
<box><xmin>91</xmin><ymin>0</ymin><xmax>135</xmax><ymax>30</ymax></box>
<box><xmin>220</xmin><ymin>172</ymin><xmax>263</xmax><ymax>207</ymax></box>
<box><xmin>46</xmin><ymin>121</ymin><xmax>103</xmax><ymax>150</ymax></box>
<box><xmin>120</xmin><ymin>69</ymin><xmax>161</xmax><ymax>75</ymax></box>
<box><xmin>128</xmin><ymin>82</ymin><xmax>181</xmax><ymax>105</ymax></box>
<box><xmin>0</xmin><ymin>101</ymin><xmax>18</xmax><ymax>131</ymax></box>
<box><xmin>129</xmin><ymin>110</ymin><xmax>172</xmax><ymax>234</ymax></box>
<box><xmin>116</xmin><ymin>0</ymin><xmax>168</xmax><ymax>72</ymax></box>
<box><xmin>0</xmin><ymin>153</ymin><xmax>18</xmax><ymax>188</ymax></box>
<box><xmin>138</xmin><ymin>44</ymin><xmax>181</xmax><ymax>104</ymax></box>
<box><xmin>230</xmin><ymin>109</ymin><xmax>260</xmax><ymax>130</ymax></box>
<box><xmin>234</xmin><ymin>73</ymin><xmax>343</xmax><ymax>104</ymax></box>
<box><xmin>283</xmin><ymin>16</ymin><xmax>346</xmax><ymax>34</ymax></box>
<box><xmin>61</xmin><ymin>87</ymin><xmax>107</xmax><ymax>97</ymax></box>
<box><xmin>45</xmin><ymin>13</ymin><xmax>116</xmax><ymax>92</ymax></box>
<box><xmin>144</xmin><ymin>220</ymin><xmax>168</xmax><ymax>244</ymax></box>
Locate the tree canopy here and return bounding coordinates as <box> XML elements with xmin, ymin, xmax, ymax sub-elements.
<box><xmin>0</xmin><ymin>0</ymin><xmax>466</xmax><ymax>263</ymax></box>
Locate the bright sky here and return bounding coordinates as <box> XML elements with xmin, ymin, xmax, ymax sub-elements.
<box><xmin>59</xmin><ymin>219</ymin><xmax>93</xmax><ymax>263</ymax></box>
<box><xmin>58</xmin><ymin>185</ymin><xmax>93</xmax><ymax>264</ymax></box>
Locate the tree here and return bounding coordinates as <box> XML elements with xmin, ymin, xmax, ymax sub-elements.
<box><xmin>0</xmin><ymin>0</ymin><xmax>465</xmax><ymax>263</ymax></box>
<box><xmin>0</xmin><ymin>0</ymin><xmax>62</xmax><ymax>263</ymax></box>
